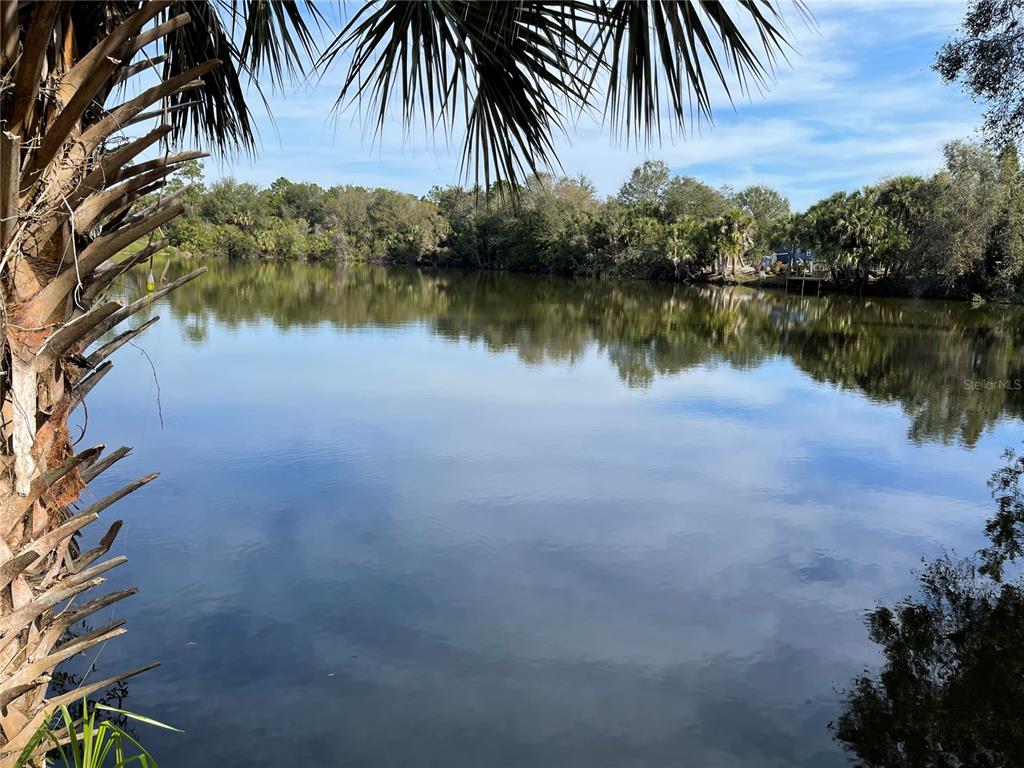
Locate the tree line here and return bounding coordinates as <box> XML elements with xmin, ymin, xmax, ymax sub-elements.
<box><xmin>165</xmin><ymin>138</ymin><xmax>1024</xmax><ymax>301</ymax></box>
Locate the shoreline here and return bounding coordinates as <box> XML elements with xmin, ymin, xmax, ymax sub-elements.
<box><xmin>171</xmin><ymin>248</ymin><xmax>1011</xmax><ymax>306</ymax></box>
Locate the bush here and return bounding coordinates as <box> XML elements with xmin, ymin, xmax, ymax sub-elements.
<box><xmin>213</xmin><ymin>224</ymin><xmax>261</xmax><ymax>259</ymax></box>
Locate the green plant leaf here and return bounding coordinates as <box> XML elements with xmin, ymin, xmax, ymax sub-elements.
<box><xmin>95</xmin><ymin>705</ymin><xmax>184</xmax><ymax>733</ymax></box>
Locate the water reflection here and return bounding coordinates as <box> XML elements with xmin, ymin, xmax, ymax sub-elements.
<box><xmin>832</xmin><ymin>553</ymin><xmax>1024</xmax><ymax>766</ymax></box>
<box><xmin>85</xmin><ymin>259</ymin><xmax>1024</xmax><ymax>767</ymax></box>
<box><xmin>830</xmin><ymin>446</ymin><xmax>1024</xmax><ymax>765</ymax></box>
<box><xmin>126</xmin><ymin>259</ymin><xmax>1024</xmax><ymax>446</ymax></box>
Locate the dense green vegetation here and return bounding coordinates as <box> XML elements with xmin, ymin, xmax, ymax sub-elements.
<box><xmin>165</xmin><ymin>163</ymin><xmax>448</xmax><ymax>263</ymax></box>
<box><xmin>165</xmin><ymin>139</ymin><xmax>1024</xmax><ymax>302</ymax></box>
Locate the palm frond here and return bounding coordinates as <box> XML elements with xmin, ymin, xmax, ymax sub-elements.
<box><xmin>239</xmin><ymin>0</ymin><xmax>325</xmax><ymax>85</ymax></box>
<box><xmin>598</xmin><ymin>0</ymin><xmax>797</xmax><ymax>143</ymax></box>
<box><xmin>322</xmin><ymin>1</ymin><xmax>598</xmax><ymax>187</ymax></box>
<box><xmin>158</xmin><ymin>0</ymin><xmax>321</xmax><ymax>154</ymax></box>
<box><xmin>325</xmin><ymin>0</ymin><xmax>803</xmax><ymax>187</ymax></box>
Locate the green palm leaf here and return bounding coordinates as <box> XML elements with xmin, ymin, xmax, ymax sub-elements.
<box><xmin>326</xmin><ymin>0</ymin><xmax>803</xmax><ymax>187</ymax></box>
<box><xmin>157</xmin><ymin>0</ymin><xmax>322</xmax><ymax>153</ymax></box>
<box><xmin>322</xmin><ymin>1</ymin><xmax>597</xmax><ymax>186</ymax></box>
<box><xmin>599</xmin><ymin>0</ymin><xmax>797</xmax><ymax>143</ymax></box>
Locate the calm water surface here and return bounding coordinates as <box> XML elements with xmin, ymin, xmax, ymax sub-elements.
<box><xmin>72</xmin><ymin>261</ymin><xmax>1024</xmax><ymax>766</ymax></box>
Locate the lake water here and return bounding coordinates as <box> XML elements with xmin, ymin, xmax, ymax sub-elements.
<box><xmin>71</xmin><ymin>260</ymin><xmax>1024</xmax><ymax>766</ymax></box>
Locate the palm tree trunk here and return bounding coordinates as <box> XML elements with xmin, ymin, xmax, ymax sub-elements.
<box><xmin>0</xmin><ymin>4</ymin><xmax>207</xmax><ymax>762</ymax></box>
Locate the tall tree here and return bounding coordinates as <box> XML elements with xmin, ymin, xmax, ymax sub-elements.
<box><xmin>704</xmin><ymin>209</ymin><xmax>755</xmax><ymax>276</ymax></box>
<box><xmin>732</xmin><ymin>184</ymin><xmax>790</xmax><ymax>256</ymax></box>
<box><xmin>617</xmin><ymin>160</ymin><xmax>672</xmax><ymax>215</ymax></box>
<box><xmin>663</xmin><ymin>175</ymin><xmax>732</xmax><ymax>221</ymax></box>
<box><xmin>936</xmin><ymin>0</ymin><xmax>1024</xmax><ymax>149</ymax></box>
<box><xmin>733</xmin><ymin>184</ymin><xmax>790</xmax><ymax>223</ymax></box>
<box><xmin>0</xmin><ymin>1</ymin><xmax>794</xmax><ymax>762</ymax></box>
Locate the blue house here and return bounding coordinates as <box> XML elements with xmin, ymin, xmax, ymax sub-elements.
<box><xmin>772</xmin><ymin>245</ymin><xmax>815</xmax><ymax>265</ymax></box>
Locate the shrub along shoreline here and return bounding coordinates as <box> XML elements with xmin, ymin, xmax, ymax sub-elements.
<box><xmin>162</xmin><ymin>138</ymin><xmax>1024</xmax><ymax>303</ymax></box>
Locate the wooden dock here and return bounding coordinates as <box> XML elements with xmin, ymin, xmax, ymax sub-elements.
<box><xmin>784</xmin><ymin>274</ymin><xmax>825</xmax><ymax>296</ymax></box>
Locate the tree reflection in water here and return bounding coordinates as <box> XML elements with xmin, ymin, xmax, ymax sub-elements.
<box><xmin>118</xmin><ymin>258</ymin><xmax>1024</xmax><ymax>447</ymax></box>
<box><xmin>981</xmin><ymin>448</ymin><xmax>1024</xmax><ymax>582</ymax></box>
<box><xmin>110</xmin><ymin>258</ymin><xmax>1024</xmax><ymax>762</ymax></box>
<box><xmin>832</xmin><ymin>450</ymin><xmax>1024</xmax><ymax>766</ymax></box>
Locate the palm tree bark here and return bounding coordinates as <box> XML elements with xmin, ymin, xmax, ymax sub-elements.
<box><xmin>0</xmin><ymin>3</ymin><xmax>212</xmax><ymax>762</ymax></box>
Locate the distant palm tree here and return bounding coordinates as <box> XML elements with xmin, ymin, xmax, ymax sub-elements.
<box><xmin>0</xmin><ymin>1</ymin><xmax>795</xmax><ymax>762</ymax></box>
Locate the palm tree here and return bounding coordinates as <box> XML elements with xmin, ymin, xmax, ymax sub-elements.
<box><xmin>875</xmin><ymin>175</ymin><xmax>928</xmax><ymax>279</ymax></box>
<box><xmin>707</xmin><ymin>209</ymin><xmax>755</xmax><ymax>276</ymax></box>
<box><xmin>0</xmin><ymin>3</ymin><xmax>319</xmax><ymax>760</ymax></box>
<box><xmin>832</xmin><ymin>192</ymin><xmax>893</xmax><ymax>284</ymax></box>
<box><xmin>0</xmin><ymin>1</ymin><xmax>795</xmax><ymax>762</ymax></box>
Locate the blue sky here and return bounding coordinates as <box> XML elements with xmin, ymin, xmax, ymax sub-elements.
<box><xmin>205</xmin><ymin>1</ymin><xmax>985</xmax><ymax>211</ymax></box>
